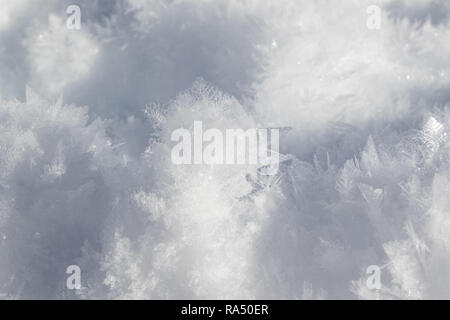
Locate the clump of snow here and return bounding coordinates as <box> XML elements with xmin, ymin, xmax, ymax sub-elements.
<box><xmin>0</xmin><ymin>0</ymin><xmax>450</xmax><ymax>299</ymax></box>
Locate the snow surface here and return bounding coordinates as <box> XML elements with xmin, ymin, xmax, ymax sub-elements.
<box><xmin>0</xmin><ymin>0</ymin><xmax>450</xmax><ymax>299</ymax></box>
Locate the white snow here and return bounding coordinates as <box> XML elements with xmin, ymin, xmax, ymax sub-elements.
<box><xmin>0</xmin><ymin>0</ymin><xmax>450</xmax><ymax>299</ymax></box>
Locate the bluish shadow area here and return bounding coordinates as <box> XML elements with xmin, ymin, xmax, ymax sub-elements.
<box><xmin>386</xmin><ymin>0</ymin><xmax>450</xmax><ymax>26</ymax></box>
<box><xmin>65</xmin><ymin>0</ymin><xmax>265</xmax><ymax>120</ymax></box>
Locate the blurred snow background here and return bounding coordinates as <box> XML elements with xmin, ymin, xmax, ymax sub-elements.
<box><xmin>0</xmin><ymin>0</ymin><xmax>450</xmax><ymax>299</ymax></box>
